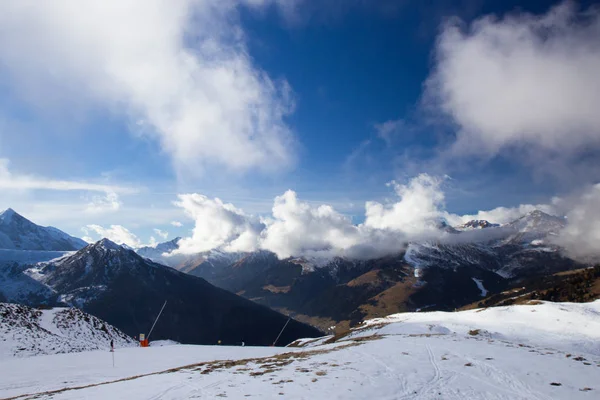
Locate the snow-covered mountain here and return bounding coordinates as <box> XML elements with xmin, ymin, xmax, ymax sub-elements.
<box><xmin>0</xmin><ymin>208</ymin><xmax>86</xmax><ymax>252</ymax></box>
<box><xmin>0</xmin><ymin>302</ymin><xmax>135</xmax><ymax>358</ymax></box>
<box><xmin>11</xmin><ymin>239</ymin><xmax>322</xmax><ymax>346</ymax></box>
<box><xmin>405</xmin><ymin>210</ymin><xmax>573</xmax><ymax>277</ymax></box>
<box><xmin>136</xmin><ymin>237</ymin><xmax>181</xmax><ymax>260</ymax></box>
<box><xmin>136</xmin><ymin>238</ymin><xmax>244</xmax><ymax>274</ymax></box>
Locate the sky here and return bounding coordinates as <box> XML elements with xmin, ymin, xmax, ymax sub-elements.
<box><xmin>1</xmin><ymin>0</ymin><xmax>600</xmax><ymax>259</ymax></box>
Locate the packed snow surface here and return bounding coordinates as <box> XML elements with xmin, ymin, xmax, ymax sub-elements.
<box><xmin>1</xmin><ymin>300</ymin><xmax>598</xmax><ymax>399</ymax></box>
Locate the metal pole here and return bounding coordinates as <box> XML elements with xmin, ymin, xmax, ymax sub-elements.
<box><xmin>147</xmin><ymin>300</ymin><xmax>167</xmax><ymax>342</ymax></box>
<box><xmin>272</xmin><ymin>317</ymin><xmax>291</xmax><ymax>347</ymax></box>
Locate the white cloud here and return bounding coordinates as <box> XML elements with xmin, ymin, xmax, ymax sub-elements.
<box><xmin>171</xmin><ymin>221</ymin><xmax>183</xmax><ymax>227</ymax></box>
<box><xmin>174</xmin><ymin>193</ymin><xmax>264</xmax><ymax>254</ymax></box>
<box><xmin>83</xmin><ymin>224</ymin><xmax>143</xmax><ymax>248</ymax></box>
<box><xmin>153</xmin><ymin>228</ymin><xmax>169</xmax><ymax>240</ymax></box>
<box><xmin>85</xmin><ymin>191</ymin><xmax>122</xmax><ymax>214</ymax></box>
<box><xmin>0</xmin><ymin>158</ymin><xmax>136</xmax><ymax>194</ymax></box>
<box><xmin>426</xmin><ymin>1</ymin><xmax>600</xmax><ymax>157</ymax></box>
<box><xmin>260</xmin><ymin>190</ymin><xmax>366</xmax><ymax>259</ymax></box>
<box><xmin>0</xmin><ymin>1</ymin><xmax>296</xmax><ymax>175</ymax></box>
<box><xmin>364</xmin><ymin>174</ymin><xmax>447</xmax><ymax>236</ymax></box>
<box><xmin>174</xmin><ymin>174</ymin><xmax>455</xmax><ymax>259</ymax></box>
<box><xmin>554</xmin><ymin>184</ymin><xmax>600</xmax><ymax>261</ymax></box>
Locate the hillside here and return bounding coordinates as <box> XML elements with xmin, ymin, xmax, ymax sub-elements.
<box><xmin>1</xmin><ymin>300</ymin><xmax>598</xmax><ymax>399</ymax></box>
<box><xmin>461</xmin><ymin>265</ymin><xmax>600</xmax><ymax>310</ymax></box>
<box><xmin>0</xmin><ymin>303</ymin><xmax>135</xmax><ymax>358</ymax></box>
<box><xmin>19</xmin><ymin>239</ymin><xmax>322</xmax><ymax>346</ymax></box>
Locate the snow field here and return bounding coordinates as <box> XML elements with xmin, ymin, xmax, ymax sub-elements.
<box><xmin>1</xmin><ymin>300</ymin><xmax>599</xmax><ymax>400</ymax></box>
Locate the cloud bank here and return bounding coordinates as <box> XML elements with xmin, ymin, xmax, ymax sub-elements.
<box><xmin>0</xmin><ymin>0</ymin><xmax>296</xmax><ymax>175</ymax></box>
<box><xmin>173</xmin><ymin>174</ymin><xmax>509</xmax><ymax>260</ymax></box>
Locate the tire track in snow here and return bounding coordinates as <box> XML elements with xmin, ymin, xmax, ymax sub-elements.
<box><xmin>399</xmin><ymin>344</ymin><xmax>458</xmax><ymax>400</ymax></box>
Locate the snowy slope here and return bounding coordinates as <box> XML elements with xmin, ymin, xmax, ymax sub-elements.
<box><xmin>0</xmin><ymin>262</ymin><xmax>56</xmax><ymax>305</ymax></box>
<box><xmin>1</xmin><ymin>300</ymin><xmax>598</xmax><ymax>399</ymax></box>
<box><xmin>0</xmin><ymin>303</ymin><xmax>136</xmax><ymax>358</ymax></box>
<box><xmin>0</xmin><ymin>208</ymin><xmax>86</xmax><ymax>251</ymax></box>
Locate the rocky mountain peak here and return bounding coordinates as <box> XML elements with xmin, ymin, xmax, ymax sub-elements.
<box><xmin>94</xmin><ymin>238</ymin><xmax>122</xmax><ymax>251</ymax></box>
<box><xmin>0</xmin><ymin>208</ymin><xmax>18</xmax><ymax>224</ymax></box>
<box><xmin>457</xmin><ymin>220</ymin><xmax>499</xmax><ymax>230</ymax></box>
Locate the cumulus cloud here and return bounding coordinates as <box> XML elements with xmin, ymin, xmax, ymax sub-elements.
<box><xmin>174</xmin><ymin>174</ymin><xmax>460</xmax><ymax>259</ymax></box>
<box><xmin>364</xmin><ymin>174</ymin><xmax>447</xmax><ymax>235</ymax></box>
<box><xmin>83</xmin><ymin>224</ymin><xmax>143</xmax><ymax>248</ymax></box>
<box><xmin>426</xmin><ymin>1</ymin><xmax>600</xmax><ymax>157</ymax></box>
<box><xmin>174</xmin><ymin>193</ymin><xmax>264</xmax><ymax>254</ymax></box>
<box><xmin>0</xmin><ymin>0</ymin><xmax>296</xmax><ymax>175</ymax></box>
<box><xmin>171</xmin><ymin>221</ymin><xmax>183</xmax><ymax>227</ymax></box>
<box><xmin>260</xmin><ymin>190</ymin><xmax>365</xmax><ymax>259</ymax></box>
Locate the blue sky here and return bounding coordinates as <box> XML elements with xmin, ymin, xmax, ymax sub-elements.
<box><xmin>1</xmin><ymin>0</ymin><xmax>600</xmax><ymax>251</ymax></box>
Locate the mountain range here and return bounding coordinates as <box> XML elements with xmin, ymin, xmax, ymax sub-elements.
<box><xmin>136</xmin><ymin>209</ymin><xmax>586</xmax><ymax>331</ymax></box>
<box><xmin>0</xmin><ymin>207</ymin><xmax>594</xmax><ymax>339</ymax></box>
<box><xmin>0</xmin><ymin>212</ymin><xmax>322</xmax><ymax>346</ymax></box>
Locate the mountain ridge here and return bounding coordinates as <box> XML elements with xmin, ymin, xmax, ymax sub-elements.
<box><xmin>13</xmin><ymin>239</ymin><xmax>323</xmax><ymax>346</ymax></box>
<box><xmin>0</xmin><ymin>208</ymin><xmax>86</xmax><ymax>252</ymax></box>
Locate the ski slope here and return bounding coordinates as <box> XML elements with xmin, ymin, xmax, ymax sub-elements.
<box><xmin>1</xmin><ymin>301</ymin><xmax>598</xmax><ymax>399</ymax></box>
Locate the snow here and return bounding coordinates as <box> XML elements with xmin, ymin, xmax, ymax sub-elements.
<box><xmin>2</xmin><ymin>300</ymin><xmax>598</xmax><ymax>399</ymax></box>
<box><xmin>0</xmin><ymin>303</ymin><xmax>136</xmax><ymax>359</ymax></box>
<box><xmin>0</xmin><ymin>249</ymin><xmax>73</xmax><ymax>265</ymax></box>
<box><xmin>472</xmin><ymin>278</ymin><xmax>488</xmax><ymax>297</ymax></box>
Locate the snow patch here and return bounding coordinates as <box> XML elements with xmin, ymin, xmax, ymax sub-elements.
<box><xmin>471</xmin><ymin>278</ymin><xmax>488</xmax><ymax>297</ymax></box>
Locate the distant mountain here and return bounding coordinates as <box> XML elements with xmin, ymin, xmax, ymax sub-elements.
<box><xmin>188</xmin><ymin>210</ymin><xmax>584</xmax><ymax>331</ymax></box>
<box><xmin>18</xmin><ymin>239</ymin><xmax>321</xmax><ymax>346</ymax></box>
<box><xmin>0</xmin><ymin>302</ymin><xmax>135</xmax><ymax>358</ymax></box>
<box><xmin>137</xmin><ymin>238</ymin><xmax>244</xmax><ymax>274</ymax></box>
<box><xmin>0</xmin><ymin>208</ymin><xmax>86</xmax><ymax>251</ymax></box>
<box><xmin>136</xmin><ymin>237</ymin><xmax>181</xmax><ymax>260</ymax></box>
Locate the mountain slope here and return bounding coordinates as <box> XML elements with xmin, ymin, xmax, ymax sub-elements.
<box><xmin>0</xmin><ymin>302</ymin><xmax>135</xmax><ymax>358</ymax></box>
<box><xmin>24</xmin><ymin>239</ymin><xmax>322</xmax><ymax>346</ymax></box>
<box><xmin>0</xmin><ymin>209</ymin><xmax>86</xmax><ymax>251</ymax></box>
